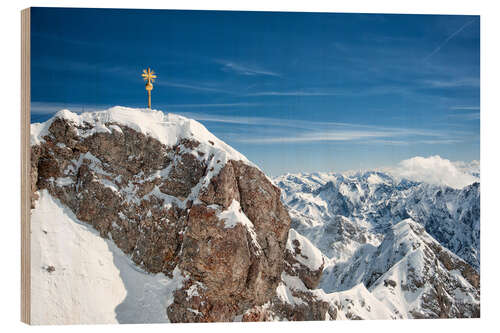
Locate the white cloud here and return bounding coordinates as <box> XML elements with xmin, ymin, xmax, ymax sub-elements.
<box><xmin>447</xmin><ymin>112</ymin><xmax>480</xmax><ymax>121</ymax></box>
<box><xmin>166</xmin><ymin>102</ymin><xmax>260</xmax><ymax>108</ymax></box>
<box><xmin>453</xmin><ymin>159</ymin><xmax>480</xmax><ymax>176</ymax></box>
<box><xmin>219</xmin><ymin>61</ymin><xmax>280</xmax><ymax>77</ymax></box>
<box><xmin>450</xmin><ymin>106</ymin><xmax>480</xmax><ymax>110</ymax></box>
<box><xmin>246</xmin><ymin>90</ymin><xmax>341</xmax><ymax>96</ymax></box>
<box><xmin>421</xmin><ymin>77</ymin><xmax>480</xmax><ymax>88</ymax></box>
<box><xmin>385</xmin><ymin>155</ymin><xmax>479</xmax><ymax>189</ymax></box>
<box><xmin>238</xmin><ymin>130</ymin><xmax>394</xmax><ymax>143</ymax></box>
<box><xmin>179</xmin><ymin>112</ymin><xmax>460</xmax><ymax>145</ymax></box>
<box><xmin>156</xmin><ymin>81</ymin><xmax>232</xmax><ymax>94</ymax></box>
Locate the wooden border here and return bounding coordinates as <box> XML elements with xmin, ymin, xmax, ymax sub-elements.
<box><xmin>21</xmin><ymin>7</ymin><xmax>31</xmax><ymax>325</ymax></box>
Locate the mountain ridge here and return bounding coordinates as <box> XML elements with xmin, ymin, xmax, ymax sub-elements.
<box><xmin>274</xmin><ymin>169</ymin><xmax>480</xmax><ymax>319</ymax></box>
<box><xmin>30</xmin><ymin>107</ymin><xmax>480</xmax><ymax>323</ymax></box>
<box><xmin>275</xmin><ymin>169</ymin><xmax>480</xmax><ymax>270</ymax></box>
<box><xmin>30</xmin><ymin>107</ymin><xmax>290</xmax><ymax>323</ymax></box>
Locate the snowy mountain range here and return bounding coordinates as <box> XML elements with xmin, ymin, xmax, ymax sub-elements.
<box><xmin>29</xmin><ymin>107</ymin><xmax>480</xmax><ymax>324</ymax></box>
<box><xmin>274</xmin><ymin>167</ymin><xmax>480</xmax><ymax>318</ymax></box>
<box><xmin>275</xmin><ymin>169</ymin><xmax>480</xmax><ymax>269</ymax></box>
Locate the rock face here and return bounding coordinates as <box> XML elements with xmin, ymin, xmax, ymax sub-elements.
<box><xmin>239</xmin><ymin>228</ymin><xmax>393</xmax><ymax>321</ymax></box>
<box><xmin>30</xmin><ymin>108</ymin><xmax>291</xmax><ymax>322</ymax></box>
<box><xmin>238</xmin><ymin>228</ymin><xmax>334</xmax><ymax>322</ymax></box>
<box><xmin>269</xmin><ymin>230</ymin><xmax>333</xmax><ymax>321</ymax></box>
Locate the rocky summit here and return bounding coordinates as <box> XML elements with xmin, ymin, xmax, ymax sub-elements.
<box><xmin>30</xmin><ymin>107</ymin><xmax>480</xmax><ymax>324</ymax></box>
<box><xmin>31</xmin><ymin>107</ymin><xmax>290</xmax><ymax>323</ymax></box>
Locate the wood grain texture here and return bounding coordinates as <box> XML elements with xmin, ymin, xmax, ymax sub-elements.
<box><xmin>21</xmin><ymin>7</ymin><xmax>31</xmax><ymax>325</ymax></box>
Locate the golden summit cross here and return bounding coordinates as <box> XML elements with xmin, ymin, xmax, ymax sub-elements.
<box><xmin>141</xmin><ymin>67</ymin><xmax>157</xmax><ymax>109</ymax></box>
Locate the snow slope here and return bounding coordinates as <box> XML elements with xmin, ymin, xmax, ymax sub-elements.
<box><xmin>287</xmin><ymin>218</ymin><xmax>480</xmax><ymax>319</ymax></box>
<box><xmin>366</xmin><ymin>220</ymin><xmax>480</xmax><ymax>319</ymax></box>
<box><xmin>318</xmin><ymin>283</ymin><xmax>394</xmax><ymax>320</ymax></box>
<box><xmin>277</xmin><ymin>234</ymin><xmax>394</xmax><ymax>320</ymax></box>
<box><xmin>31</xmin><ymin>190</ymin><xmax>186</xmax><ymax>325</ymax></box>
<box><xmin>286</xmin><ymin>229</ymin><xmax>325</xmax><ymax>271</ymax></box>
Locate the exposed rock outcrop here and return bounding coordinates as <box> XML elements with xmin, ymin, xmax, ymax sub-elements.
<box><xmin>239</xmin><ymin>228</ymin><xmax>393</xmax><ymax>321</ymax></box>
<box><xmin>239</xmin><ymin>228</ymin><xmax>334</xmax><ymax>322</ymax></box>
<box><xmin>30</xmin><ymin>108</ymin><xmax>291</xmax><ymax>322</ymax></box>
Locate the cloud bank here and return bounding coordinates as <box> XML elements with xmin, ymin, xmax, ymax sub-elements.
<box><xmin>385</xmin><ymin>155</ymin><xmax>479</xmax><ymax>189</ymax></box>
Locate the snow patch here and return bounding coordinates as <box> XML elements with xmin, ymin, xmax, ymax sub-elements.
<box><xmin>287</xmin><ymin>228</ymin><xmax>324</xmax><ymax>271</ymax></box>
<box><xmin>30</xmin><ymin>190</ymin><xmax>187</xmax><ymax>325</ymax></box>
<box><xmin>217</xmin><ymin>199</ymin><xmax>262</xmax><ymax>251</ymax></box>
<box><xmin>275</xmin><ymin>282</ymin><xmax>306</xmax><ymax>306</ymax></box>
<box><xmin>317</xmin><ymin>283</ymin><xmax>394</xmax><ymax>320</ymax></box>
<box><xmin>55</xmin><ymin>177</ymin><xmax>73</xmax><ymax>186</ymax></box>
<box><xmin>366</xmin><ymin>173</ymin><xmax>385</xmax><ymax>185</ymax></box>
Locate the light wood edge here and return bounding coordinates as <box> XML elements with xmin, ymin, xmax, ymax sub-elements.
<box><xmin>21</xmin><ymin>7</ymin><xmax>31</xmax><ymax>325</ymax></box>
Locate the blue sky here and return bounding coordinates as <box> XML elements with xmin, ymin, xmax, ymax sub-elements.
<box><xmin>31</xmin><ymin>8</ymin><xmax>480</xmax><ymax>176</ymax></box>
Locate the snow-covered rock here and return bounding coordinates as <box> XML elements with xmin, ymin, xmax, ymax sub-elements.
<box><xmin>275</xmin><ymin>169</ymin><xmax>480</xmax><ymax>319</ymax></box>
<box><xmin>365</xmin><ymin>220</ymin><xmax>479</xmax><ymax>319</ymax></box>
<box><xmin>241</xmin><ymin>231</ymin><xmax>394</xmax><ymax>321</ymax></box>
<box><xmin>30</xmin><ymin>106</ymin><xmax>291</xmax><ymax>324</ymax></box>
<box><xmin>275</xmin><ymin>170</ymin><xmax>480</xmax><ymax>270</ymax></box>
